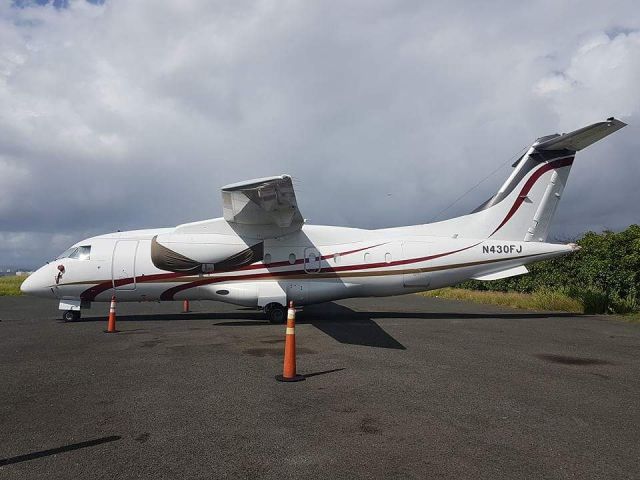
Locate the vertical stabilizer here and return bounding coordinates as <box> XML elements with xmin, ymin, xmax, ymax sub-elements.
<box><xmin>467</xmin><ymin>118</ymin><xmax>626</xmax><ymax>241</ymax></box>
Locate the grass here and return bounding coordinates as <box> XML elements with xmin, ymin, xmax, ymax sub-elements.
<box><xmin>0</xmin><ymin>275</ymin><xmax>26</xmax><ymax>296</ymax></box>
<box><xmin>622</xmin><ymin>312</ymin><xmax>640</xmax><ymax>324</ymax></box>
<box><xmin>421</xmin><ymin>288</ymin><xmax>584</xmax><ymax>313</ymax></box>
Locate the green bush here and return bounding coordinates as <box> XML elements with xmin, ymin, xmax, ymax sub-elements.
<box><xmin>573</xmin><ymin>289</ymin><xmax>609</xmax><ymax>315</ymax></box>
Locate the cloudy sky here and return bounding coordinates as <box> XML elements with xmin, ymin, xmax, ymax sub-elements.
<box><xmin>1</xmin><ymin>0</ymin><xmax>638</xmax><ymax>268</ymax></box>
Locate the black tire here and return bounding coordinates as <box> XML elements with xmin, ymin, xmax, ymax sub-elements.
<box><xmin>62</xmin><ymin>310</ymin><xmax>80</xmax><ymax>322</ymax></box>
<box><xmin>265</xmin><ymin>303</ymin><xmax>286</xmax><ymax>324</ymax></box>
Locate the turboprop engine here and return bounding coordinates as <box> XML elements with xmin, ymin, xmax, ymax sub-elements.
<box><xmin>150</xmin><ymin>233</ymin><xmax>263</xmax><ymax>274</ymax></box>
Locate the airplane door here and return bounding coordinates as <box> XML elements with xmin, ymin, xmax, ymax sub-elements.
<box><xmin>112</xmin><ymin>240</ymin><xmax>138</xmax><ymax>290</ymax></box>
<box><xmin>402</xmin><ymin>241</ymin><xmax>431</xmax><ymax>287</ymax></box>
<box><xmin>304</xmin><ymin>247</ymin><xmax>321</xmax><ymax>273</ymax></box>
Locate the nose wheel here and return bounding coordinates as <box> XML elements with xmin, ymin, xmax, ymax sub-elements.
<box><xmin>62</xmin><ymin>310</ymin><xmax>81</xmax><ymax>322</ymax></box>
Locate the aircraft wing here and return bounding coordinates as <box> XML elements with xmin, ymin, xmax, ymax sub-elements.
<box><xmin>221</xmin><ymin>175</ymin><xmax>304</xmax><ymax>236</ymax></box>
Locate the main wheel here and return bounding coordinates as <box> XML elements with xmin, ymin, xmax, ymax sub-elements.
<box><xmin>264</xmin><ymin>303</ymin><xmax>286</xmax><ymax>324</ymax></box>
<box><xmin>62</xmin><ymin>310</ymin><xmax>81</xmax><ymax>322</ymax></box>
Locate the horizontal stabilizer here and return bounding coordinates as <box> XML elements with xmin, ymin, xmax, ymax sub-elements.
<box><xmin>472</xmin><ymin>265</ymin><xmax>528</xmax><ymax>281</ymax></box>
<box><xmin>534</xmin><ymin>117</ymin><xmax>626</xmax><ymax>152</ymax></box>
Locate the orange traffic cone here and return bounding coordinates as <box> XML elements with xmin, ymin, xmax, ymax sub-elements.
<box><xmin>104</xmin><ymin>295</ymin><xmax>118</xmax><ymax>333</ymax></box>
<box><xmin>183</xmin><ymin>299</ymin><xmax>190</xmax><ymax>313</ymax></box>
<box><xmin>276</xmin><ymin>301</ymin><xmax>305</xmax><ymax>382</ymax></box>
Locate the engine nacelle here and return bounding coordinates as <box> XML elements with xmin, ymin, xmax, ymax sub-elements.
<box><xmin>151</xmin><ymin>234</ymin><xmax>263</xmax><ymax>273</ymax></box>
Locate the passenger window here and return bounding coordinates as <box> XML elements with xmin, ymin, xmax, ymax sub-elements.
<box><xmin>364</xmin><ymin>252</ymin><xmax>371</xmax><ymax>263</ymax></box>
<box><xmin>385</xmin><ymin>253</ymin><xmax>392</xmax><ymax>263</ymax></box>
<box><xmin>264</xmin><ymin>253</ymin><xmax>272</xmax><ymax>265</ymax></box>
<box><xmin>288</xmin><ymin>253</ymin><xmax>296</xmax><ymax>265</ymax></box>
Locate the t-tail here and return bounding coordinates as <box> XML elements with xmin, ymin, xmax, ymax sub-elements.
<box><xmin>435</xmin><ymin>118</ymin><xmax>627</xmax><ymax>241</ymax></box>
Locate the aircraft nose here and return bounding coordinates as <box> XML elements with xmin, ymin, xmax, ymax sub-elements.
<box><xmin>20</xmin><ymin>267</ymin><xmax>52</xmax><ymax>297</ymax></box>
<box><xmin>20</xmin><ymin>274</ymin><xmax>37</xmax><ymax>295</ymax></box>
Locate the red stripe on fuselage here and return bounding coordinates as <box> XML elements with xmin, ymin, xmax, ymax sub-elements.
<box><xmin>80</xmin><ymin>271</ymin><xmax>183</xmax><ymax>301</ymax></box>
<box><xmin>158</xmin><ymin>242</ymin><xmax>481</xmax><ymax>300</ymax></box>
<box><xmin>80</xmin><ymin>243</ymin><xmax>386</xmax><ymax>301</ymax></box>
<box><xmin>489</xmin><ymin>157</ymin><xmax>573</xmax><ymax>237</ymax></box>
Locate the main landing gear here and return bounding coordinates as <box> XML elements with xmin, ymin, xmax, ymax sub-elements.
<box><xmin>264</xmin><ymin>303</ymin><xmax>286</xmax><ymax>324</ymax></box>
<box><xmin>62</xmin><ymin>310</ymin><xmax>81</xmax><ymax>322</ymax></box>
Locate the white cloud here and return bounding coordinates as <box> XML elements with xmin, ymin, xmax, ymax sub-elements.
<box><xmin>0</xmin><ymin>0</ymin><xmax>639</xmax><ymax>267</ymax></box>
<box><xmin>535</xmin><ymin>31</ymin><xmax>640</xmax><ymax>122</ymax></box>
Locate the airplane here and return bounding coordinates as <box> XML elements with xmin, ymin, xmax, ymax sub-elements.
<box><xmin>21</xmin><ymin>118</ymin><xmax>626</xmax><ymax>323</ymax></box>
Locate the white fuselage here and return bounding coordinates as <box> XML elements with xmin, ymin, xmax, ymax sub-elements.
<box><xmin>21</xmin><ymin>220</ymin><xmax>574</xmax><ymax>309</ymax></box>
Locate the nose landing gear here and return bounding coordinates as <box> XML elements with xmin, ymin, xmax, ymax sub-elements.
<box><xmin>62</xmin><ymin>310</ymin><xmax>81</xmax><ymax>322</ymax></box>
<box><xmin>59</xmin><ymin>299</ymin><xmax>84</xmax><ymax>322</ymax></box>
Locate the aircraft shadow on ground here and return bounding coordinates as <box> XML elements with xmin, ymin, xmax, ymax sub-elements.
<box><xmin>0</xmin><ymin>436</ymin><xmax>121</xmax><ymax>466</ymax></box>
<box><xmin>77</xmin><ymin>302</ymin><xmax>580</xmax><ymax>350</ymax></box>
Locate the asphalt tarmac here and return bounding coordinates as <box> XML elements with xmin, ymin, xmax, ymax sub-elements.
<box><xmin>1</xmin><ymin>295</ymin><xmax>639</xmax><ymax>479</ymax></box>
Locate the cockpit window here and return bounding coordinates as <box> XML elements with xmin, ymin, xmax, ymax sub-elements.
<box><xmin>56</xmin><ymin>245</ymin><xmax>91</xmax><ymax>261</ymax></box>
<box><xmin>72</xmin><ymin>245</ymin><xmax>91</xmax><ymax>260</ymax></box>
<box><xmin>56</xmin><ymin>248</ymin><xmax>76</xmax><ymax>260</ymax></box>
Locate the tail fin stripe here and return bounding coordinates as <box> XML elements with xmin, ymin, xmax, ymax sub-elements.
<box><xmin>489</xmin><ymin>156</ymin><xmax>574</xmax><ymax>237</ymax></box>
